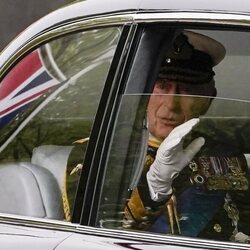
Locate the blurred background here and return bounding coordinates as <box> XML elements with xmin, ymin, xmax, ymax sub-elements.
<box><xmin>0</xmin><ymin>0</ymin><xmax>75</xmax><ymax>51</ymax></box>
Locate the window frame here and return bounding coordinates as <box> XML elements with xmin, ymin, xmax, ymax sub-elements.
<box><xmin>72</xmin><ymin>23</ymin><xmax>138</xmax><ymax>224</ymax></box>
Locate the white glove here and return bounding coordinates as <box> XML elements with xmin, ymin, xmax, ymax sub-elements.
<box><xmin>147</xmin><ymin>118</ymin><xmax>205</xmax><ymax>202</ymax></box>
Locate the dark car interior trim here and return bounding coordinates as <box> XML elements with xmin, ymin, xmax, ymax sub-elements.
<box><xmin>72</xmin><ymin>24</ymin><xmax>136</xmax><ymax>224</ymax></box>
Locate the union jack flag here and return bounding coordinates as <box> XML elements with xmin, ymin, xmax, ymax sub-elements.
<box><xmin>0</xmin><ymin>49</ymin><xmax>61</xmax><ymax>129</ymax></box>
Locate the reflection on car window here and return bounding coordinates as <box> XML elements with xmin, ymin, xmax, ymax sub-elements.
<box><xmin>0</xmin><ymin>26</ymin><xmax>122</xmax><ymax>221</ymax></box>
<box><xmin>97</xmin><ymin>29</ymin><xmax>250</xmax><ymax>245</ymax></box>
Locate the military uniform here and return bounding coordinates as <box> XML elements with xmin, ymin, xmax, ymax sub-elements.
<box><xmin>124</xmin><ymin>138</ymin><xmax>250</xmax><ymax>243</ymax></box>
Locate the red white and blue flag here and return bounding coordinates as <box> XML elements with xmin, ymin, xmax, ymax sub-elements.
<box><xmin>0</xmin><ymin>49</ymin><xmax>61</xmax><ymax>128</ymax></box>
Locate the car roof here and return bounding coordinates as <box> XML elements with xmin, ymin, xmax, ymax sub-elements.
<box><xmin>1</xmin><ymin>0</ymin><xmax>250</xmax><ymax>71</ymax></box>
<box><xmin>58</xmin><ymin>0</ymin><xmax>250</xmax><ymax>17</ymax></box>
<box><xmin>51</xmin><ymin>0</ymin><xmax>250</xmax><ymax>16</ymax></box>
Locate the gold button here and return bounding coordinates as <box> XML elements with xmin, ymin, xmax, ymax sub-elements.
<box><xmin>213</xmin><ymin>223</ymin><xmax>222</xmax><ymax>232</ymax></box>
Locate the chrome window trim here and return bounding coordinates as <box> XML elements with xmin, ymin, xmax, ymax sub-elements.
<box><xmin>76</xmin><ymin>226</ymin><xmax>247</xmax><ymax>250</ymax></box>
<box><xmin>134</xmin><ymin>11</ymin><xmax>250</xmax><ymax>25</ymax></box>
<box><xmin>0</xmin><ymin>213</ymin><xmax>247</xmax><ymax>250</ymax></box>
<box><xmin>0</xmin><ymin>213</ymin><xmax>78</xmax><ymax>232</ymax></box>
<box><xmin>2</xmin><ymin>11</ymin><xmax>250</xmax><ymax>79</ymax></box>
<box><xmin>0</xmin><ymin>14</ymin><xmax>134</xmax><ymax>79</ymax></box>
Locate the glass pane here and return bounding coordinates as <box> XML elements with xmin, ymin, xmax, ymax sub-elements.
<box><xmin>97</xmin><ymin>28</ymin><xmax>250</xmax><ymax>245</ymax></box>
<box><xmin>0</xmin><ymin>26</ymin><xmax>122</xmax><ymax>221</ymax></box>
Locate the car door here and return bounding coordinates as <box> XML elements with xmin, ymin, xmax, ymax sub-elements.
<box><xmin>78</xmin><ymin>12</ymin><xmax>250</xmax><ymax>250</ymax></box>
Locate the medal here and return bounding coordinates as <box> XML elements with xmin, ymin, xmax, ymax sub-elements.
<box><xmin>189</xmin><ymin>156</ymin><xmax>248</xmax><ymax>190</ymax></box>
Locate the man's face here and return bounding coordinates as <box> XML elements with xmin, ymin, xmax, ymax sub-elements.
<box><xmin>147</xmin><ymin>80</ymin><xmax>214</xmax><ymax>140</ymax></box>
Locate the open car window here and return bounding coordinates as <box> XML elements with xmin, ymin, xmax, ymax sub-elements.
<box><xmin>0</xmin><ymin>26</ymin><xmax>122</xmax><ymax>221</ymax></box>
<box><xmin>96</xmin><ymin>27</ymin><xmax>250</xmax><ymax>245</ymax></box>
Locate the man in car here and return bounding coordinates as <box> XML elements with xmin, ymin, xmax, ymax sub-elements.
<box><xmin>124</xmin><ymin>30</ymin><xmax>250</xmax><ymax>243</ymax></box>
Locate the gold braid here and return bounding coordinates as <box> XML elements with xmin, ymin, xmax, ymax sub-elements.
<box><xmin>62</xmin><ymin>171</ymin><xmax>71</xmax><ymax>221</ymax></box>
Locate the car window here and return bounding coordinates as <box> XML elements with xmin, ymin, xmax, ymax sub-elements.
<box><xmin>0</xmin><ymin>26</ymin><xmax>122</xmax><ymax>221</ymax></box>
<box><xmin>96</xmin><ymin>27</ymin><xmax>250</xmax><ymax>246</ymax></box>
